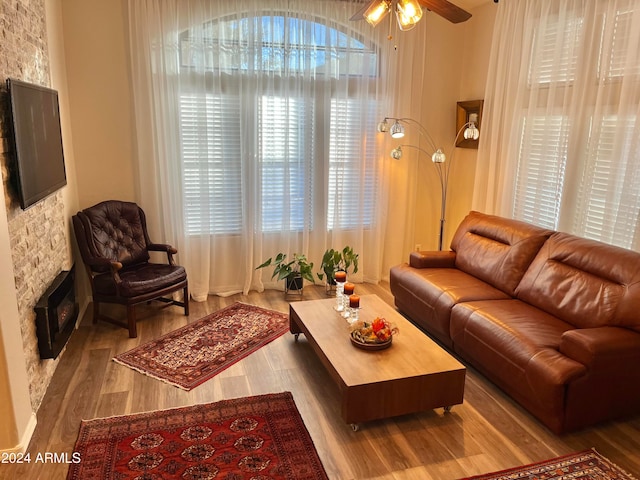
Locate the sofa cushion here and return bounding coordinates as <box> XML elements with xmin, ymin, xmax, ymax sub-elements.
<box><xmin>390</xmin><ymin>264</ymin><xmax>510</xmax><ymax>346</ymax></box>
<box><xmin>515</xmin><ymin>232</ymin><xmax>640</xmax><ymax>330</ymax></box>
<box><xmin>450</xmin><ymin>211</ymin><xmax>553</xmax><ymax>296</ymax></box>
<box><xmin>450</xmin><ymin>299</ymin><xmax>576</xmax><ymax>369</ymax></box>
<box><xmin>94</xmin><ymin>263</ymin><xmax>187</xmax><ymax>297</ymax></box>
<box><xmin>450</xmin><ymin>299</ymin><xmax>587</xmax><ymax>433</ymax></box>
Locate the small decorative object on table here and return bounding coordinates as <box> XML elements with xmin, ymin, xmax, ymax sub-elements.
<box><xmin>342</xmin><ymin>282</ymin><xmax>355</xmax><ymax>319</ymax></box>
<box><xmin>348</xmin><ymin>294</ymin><xmax>360</xmax><ymax>323</ymax></box>
<box><xmin>334</xmin><ymin>270</ymin><xmax>347</xmax><ymax>311</ymax></box>
<box><xmin>350</xmin><ymin>317</ymin><xmax>399</xmax><ymax>350</ymax></box>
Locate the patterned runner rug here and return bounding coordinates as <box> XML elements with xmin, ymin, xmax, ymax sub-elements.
<box><xmin>460</xmin><ymin>449</ymin><xmax>638</xmax><ymax>480</ymax></box>
<box><xmin>67</xmin><ymin>392</ymin><xmax>328</xmax><ymax>480</ymax></box>
<box><xmin>113</xmin><ymin>302</ymin><xmax>289</xmax><ymax>390</ymax></box>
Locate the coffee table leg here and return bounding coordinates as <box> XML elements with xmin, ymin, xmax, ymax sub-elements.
<box><xmin>350</xmin><ymin>423</ymin><xmax>360</xmax><ymax>432</ymax></box>
<box><xmin>444</xmin><ymin>406</ymin><xmax>452</xmax><ymax>413</ymax></box>
<box><xmin>289</xmin><ymin>306</ymin><xmax>304</xmax><ymax>340</ymax></box>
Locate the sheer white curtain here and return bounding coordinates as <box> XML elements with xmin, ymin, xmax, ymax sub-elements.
<box><xmin>474</xmin><ymin>0</ymin><xmax>640</xmax><ymax>250</ymax></box>
<box><xmin>128</xmin><ymin>0</ymin><xmax>394</xmax><ymax>300</ymax></box>
<box><xmin>377</xmin><ymin>25</ymin><xmax>430</xmax><ymax>269</ymax></box>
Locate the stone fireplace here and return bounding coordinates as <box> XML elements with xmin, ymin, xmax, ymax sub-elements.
<box><xmin>34</xmin><ymin>267</ymin><xmax>77</xmax><ymax>359</ymax></box>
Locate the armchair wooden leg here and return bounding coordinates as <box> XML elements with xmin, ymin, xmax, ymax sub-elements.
<box><xmin>183</xmin><ymin>285</ymin><xmax>190</xmax><ymax>316</ymax></box>
<box><xmin>93</xmin><ymin>301</ymin><xmax>100</xmax><ymax>324</ymax></box>
<box><xmin>127</xmin><ymin>305</ymin><xmax>137</xmax><ymax>338</ymax></box>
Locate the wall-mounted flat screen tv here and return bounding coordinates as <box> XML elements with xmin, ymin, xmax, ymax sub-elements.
<box><xmin>6</xmin><ymin>78</ymin><xmax>67</xmax><ymax>209</ymax></box>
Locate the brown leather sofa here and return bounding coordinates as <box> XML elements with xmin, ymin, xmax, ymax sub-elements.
<box><xmin>390</xmin><ymin>211</ymin><xmax>640</xmax><ymax>433</ymax></box>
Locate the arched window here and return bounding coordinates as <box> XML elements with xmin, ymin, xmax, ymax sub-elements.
<box><xmin>176</xmin><ymin>12</ymin><xmax>380</xmax><ymax>235</ymax></box>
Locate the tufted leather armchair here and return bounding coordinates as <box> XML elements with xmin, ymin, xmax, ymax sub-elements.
<box><xmin>72</xmin><ymin>200</ymin><xmax>189</xmax><ymax>337</ymax></box>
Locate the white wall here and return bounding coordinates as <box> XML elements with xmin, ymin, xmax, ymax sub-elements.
<box><xmin>61</xmin><ymin>0</ymin><xmax>137</xmax><ymax>209</ymax></box>
<box><xmin>444</xmin><ymin>2</ymin><xmax>498</xmax><ymax>247</ymax></box>
<box><xmin>47</xmin><ymin>0</ymin><xmax>89</xmax><ymax>306</ymax></box>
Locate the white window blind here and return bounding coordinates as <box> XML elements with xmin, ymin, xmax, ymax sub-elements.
<box><xmin>259</xmin><ymin>96</ymin><xmax>313</xmax><ymax>232</ymax></box>
<box><xmin>598</xmin><ymin>8</ymin><xmax>640</xmax><ymax>79</ymax></box>
<box><xmin>574</xmin><ymin>115</ymin><xmax>639</xmax><ymax>247</ymax></box>
<box><xmin>513</xmin><ymin>115</ymin><xmax>569</xmax><ymax>229</ymax></box>
<box><xmin>328</xmin><ymin>98</ymin><xmax>377</xmax><ymax>229</ymax></box>
<box><xmin>180</xmin><ymin>93</ymin><xmax>243</xmax><ymax>235</ymax></box>
<box><xmin>528</xmin><ymin>16</ymin><xmax>583</xmax><ymax>85</ymax></box>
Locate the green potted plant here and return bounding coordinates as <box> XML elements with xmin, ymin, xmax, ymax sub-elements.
<box><xmin>317</xmin><ymin>246</ymin><xmax>359</xmax><ymax>288</ymax></box>
<box><xmin>256</xmin><ymin>253</ymin><xmax>315</xmax><ymax>294</ymax></box>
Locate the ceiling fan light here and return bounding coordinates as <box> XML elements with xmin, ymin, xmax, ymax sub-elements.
<box><xmin>396</xmin><ymin>0</ymin><xmax>423</xmax><ymax>31</ymax></box>
<box><xmin>364</xmin><ymin>0</ymin><xmax>391</xmax><ymax>27</ymax></box>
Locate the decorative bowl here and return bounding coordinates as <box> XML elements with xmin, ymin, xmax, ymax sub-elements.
<box><xmin>350</xmin><ymin>330</ymin><xmax>392</xmax><ymax>350</ymax></box>
<box><xmin>349</xmin><ymin>317</ymin><xmax>398</xmax><ymax>351</ymax></box>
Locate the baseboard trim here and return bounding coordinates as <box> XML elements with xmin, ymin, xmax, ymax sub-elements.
<box><xmin>75</xmin><ymin>297</ymin><xmax>90</xmax><ymax>329</ymax></box>
<box><xmin>0</xmin><ymin>412</ymin><xmax>37</xmax><ymax>454</ymax></box>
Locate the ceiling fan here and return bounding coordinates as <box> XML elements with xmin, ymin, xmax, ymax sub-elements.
<box><xmin>350</xmin><ymin>0</ymin><xmax>472</xmax><ymax>31</ymax></box>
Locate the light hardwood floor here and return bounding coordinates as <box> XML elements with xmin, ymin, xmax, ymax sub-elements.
<box><xmin>4</xmin><ymin>282</ymin><xmax>640</xmax><ymax>479</ymax></box>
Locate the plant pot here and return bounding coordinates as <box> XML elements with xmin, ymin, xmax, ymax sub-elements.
<box><xmin>325</xmin><ymin>269</ymin><xmax>347</xmax><ymax>296</ymax></box>
<box><xmin>285</xmin><ymin>275</ymin><xmax>304</xmax><ymax>296</ymax></box>
<box><xmin>325</xmin><ymin>282</ymin><xmax>336</xmax><ymax>296</ymax></box>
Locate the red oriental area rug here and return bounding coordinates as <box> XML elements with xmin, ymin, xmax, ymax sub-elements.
<box><xmin>113</xmin><ymin>302</ymin><xmax>289</xmax><ymax>390</ymax></box>
<box><xmin>460</xmin><ymin>449</ymin><xmax>638</xmax><ymax>480</ymax></box>
<box><xmin>67</xmin><ymin>392</ymin><xmax>328</xmax><ymax>480</ymax></box>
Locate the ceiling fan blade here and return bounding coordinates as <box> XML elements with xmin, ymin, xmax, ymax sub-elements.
<box><xmin>350</xmin><ymin>0</ymin><xmax>377</xmax><ymax>21</ymax></box>
<box><xmin>418</xmin><ymin>0</ymin><xmax>472</xmax><ymax>23</ymax></box>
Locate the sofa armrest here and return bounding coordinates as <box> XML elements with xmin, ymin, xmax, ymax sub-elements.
<box><xmin>560</xmin><ymin>327</ymin><xmax>640</xmax><ymax>370</ymax></box>
<box><xmin>409</xmin><ymin>251</ymin><xmax>456</xmax><ymax>269</ymax></box>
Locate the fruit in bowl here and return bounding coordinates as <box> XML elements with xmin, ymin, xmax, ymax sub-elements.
<box><xmin>350</xmin><ymin>317</ymin><xmax>398</xmax><ymax>344</ymax></box>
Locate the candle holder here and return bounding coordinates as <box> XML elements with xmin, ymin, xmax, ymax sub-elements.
<box><xmin>334</xmin><ymin>280</ymin><xmax>345</xmax><ymax>312</ymax></box>
<box><xmin>342</xmin><ymin>283</ymin><xmax>355</xmax><ymax>319</ymax></box>
<box><xmin>348</xmin><ymin>294</ymin><xmax>360</xmax><ymax>323</ymax></box>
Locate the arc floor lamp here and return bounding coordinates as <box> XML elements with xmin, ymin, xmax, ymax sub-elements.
<box><xmin>378</xmin><ymin>116</ymin><xmax>480</xmax><ymax>250</ymax></box>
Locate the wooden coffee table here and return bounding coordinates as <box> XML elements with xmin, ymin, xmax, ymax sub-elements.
<box><xmin>289</xmin><ymin>294</ymin><xmax>466</xmax><ymax>429</ymax></box>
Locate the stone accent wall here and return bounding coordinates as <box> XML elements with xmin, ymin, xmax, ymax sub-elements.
<box><xmin>1</xmin><ymin>0</ymin><xmax>71</xmax><ymax>412</ymax></box>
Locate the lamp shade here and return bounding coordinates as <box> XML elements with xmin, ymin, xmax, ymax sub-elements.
<box><xmin>377</xmin><ymin>119</ymin><xmax>389</xmax><ymax>133</ymax></box>
<box><xmin>396</xmin><ymin>0</ymin><xmax>423</xmax><ymax>31</ymax></box>
<box><xmin>431</xmin><ymin>149</ymin><xmax>446</xmax><ymax>163</ymax></box>
<box><xmin>391</xmin><ymin>147</ymin><xmax>403</xmax><ymax>159</ymax></box>
<box><xmin>463</xmin><ymin>122</ymin><xmax>480</xmax><ymax>140</ymax></box>
<box><xmin>390</xmin><ymin>120</ymin><xmax>405</xmax><ymax>138</ymax></box>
